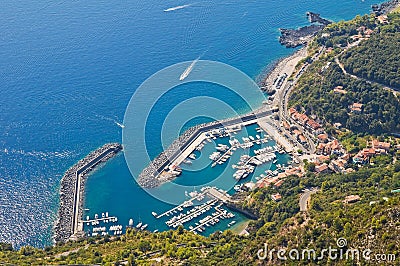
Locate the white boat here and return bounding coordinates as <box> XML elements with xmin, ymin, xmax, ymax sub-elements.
<box><xmin>164</xmin><ymin>4</ymin><xmax>191</xmax><ymax>13</ymax></box>
<box><xmin>152</xmin><ymin>211</ymin><xmax>157</xmax><ymax>217</ymax></box>
<box><xmin>179</xmin><ymin>57</ymin><xmax>198</xmax><ymax>80</ymax></box>
<box><xmin>136</xmin><ymin>222</ymin><xmax>143</xmax><ymax>229</ymax></box>
<box><xmin>141</xmin><ymin>224</ymin><xmax>148</xmax><ymax>230</ymax></box>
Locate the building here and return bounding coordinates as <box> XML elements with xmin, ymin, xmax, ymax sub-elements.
<box><xmin>316</xmin><ymin>154</ymin><xmax>330</xmax><ymax>164</ymax></box>
<box><xmin>333</xmin><ymin>86</ymin><xmax>347</xmax><ymax>94</ymax></box>
<box><xmin>271</xmin><ymin>193</ymin><xmax>282</xmax><ymax>202</ymax></box>
<box><xmin>371</xmin><ymin>139</ymin><xmax>390</xmax><ymax>152</ymax></box>
<box><xmin>306</xmin><ymin>119</ymin><xmax>321</xmax><ymax>131</ymax></box>
<box><xmin>329</xmin><ymin>158</ymin><xmax>348</xmax><ymax>173</ymax></box>
<box><xmin>343</xmin><ymin>195</ymin><xmax>361</xmax><ymax>204</ymax></box>
<box><xmin>377</xmin><ymin>15</ymin><xmax>388</xmax><ymax>24</ymax></box>
<box><xmin>298</xmin><ymin>134</ymin><xmax>307</xmax><ymax>144</ymax></box>
<box><xmin>317</xmin><ymin>133</ymin><xmax>329</xmax><ymax>143</ymax></box>
<box><xmin>349</xmin><ymin>103</ymin><xmax>363</xmax><ymax>113</ymax></box>
<box><xmin>315</xmin><ymin>163</ymin><xmax>329</xmax><ymax>174</ymax></box>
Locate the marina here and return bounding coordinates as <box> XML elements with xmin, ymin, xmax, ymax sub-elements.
<box><xmin>151</xmin><ymin>186</ymin><xmax>238</xmax><ymax>234</ymax></box>
<box><xmin>137</xmin><ymin>109</ymin><xmax>273</xmax><ymax>188</ymax></box>
<box><xmin>82</xmin><ymin>120</ymin><xmax>294</xmax><ymax>239</ymax></box>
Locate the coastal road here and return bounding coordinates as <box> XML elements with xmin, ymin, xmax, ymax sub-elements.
<box><xmin>299</xmin><ymin>188</ymin><xmax>318</xmax><ymax>212</ymax></box>
<box><xmin>272</xmin><ymin>47</ymin><xmax>325</xmax><ymax>155</ymax></box>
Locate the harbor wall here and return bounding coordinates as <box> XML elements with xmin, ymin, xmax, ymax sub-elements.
<box><xmin>54</xmin><ymin>143</ymin><xmax>122</xmax><ymax>243</ymax></box>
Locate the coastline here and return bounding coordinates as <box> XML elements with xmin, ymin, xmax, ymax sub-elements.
<box><xmin>259</xmin><ymin>47</ymin><xmax>307</xmax><ymax>92</ymax></box>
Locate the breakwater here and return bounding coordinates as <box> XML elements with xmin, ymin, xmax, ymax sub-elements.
<box><xmin>54</xmin><ymin>143</ymin><xmax>122</xmax><ymax>243</ymax></box>
<box><xmin>138</xmin><ymin>108</ymin><xmax>272</xmax><ymax>188</ymax></box>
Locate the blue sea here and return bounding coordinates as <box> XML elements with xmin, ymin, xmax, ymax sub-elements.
<box><xmin>0</xmin><ymin>0</ymin><xmax>381</xmax><ymax>248</ymax></box>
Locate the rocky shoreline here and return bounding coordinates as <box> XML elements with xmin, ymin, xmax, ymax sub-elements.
<box><xmin>279</xmin><ymin>12</ymin><xmax>331</xmax><ymax>48</ymax></box>
<box><xmin>372</xmin><ymin>0</ymin><xmax>400</xmax><ymax>14</ymax></box>
<box><xmin>53</xmin><ymin>143</ymin><xmax>122</xmax><ymax>243</ymax></box>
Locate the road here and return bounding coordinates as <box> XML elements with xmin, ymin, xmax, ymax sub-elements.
<box><xmin>299</xmin><ymin>188</ymin><xmax>318</xmax><ymax>212</ymax></box>
<box><xmin>335</xmin><ymin>56</ymin><xmax>399</xmax><ymax>93</ymax></box>
<box><xmin>271</xmin><ymin>47</ymin><xmax>325</xmax><ymax>155</ymax></box>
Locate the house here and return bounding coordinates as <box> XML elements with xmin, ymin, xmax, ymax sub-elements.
<box><xmin>353</xmin><ymin>147</ymin><xmax>377</xmax><ymax>164</ymax></box>
<box><xmin>349</xmin><ymin>103</ymin><xmax>363</xmax><ymax>113</ymax></box>
<box><xmin>271</xmin><ymin>193</ymin><xmax>282</xmax><ymax>202</ymax></box>
<box><xmin>293</xmin><ymin>129</ymin><xmax>302</xmax><ymax>137</ymax></box>
<box><xmin>282</xmin><ymin>121</ymin><xmax>290</xmax><ymax>130</ymax></box>
<box><xmin>316</xmin><ymin>154</ymin><xmax>330</xmax><ymax>164</ymax></box>
<box><xmin>274</xmin><ymin>179</ymin><xmax>285</xmax><ymax>188</ymax></box>
<box><xmin>343</xmin><ymin>195</ymin><xmax>361</xmax><ymax>204</ymax></box>
<box><xmin>353</xmin><ymin>154</ymin><xmax>367</xmax><ymax>164</ymax></box>
<box><xmin>298</xmin><ymin>134</ymin><xmax>307</xmax><ymax>144</ymax></box>
<box><xmin>377</xmin><ymin>15</ymin><xmax>388</xmax><ymax>24</ymax></box>
<box><xmin>289</xmin><ymin>108</ymin><xmax>297</xmax><ymax>116</ymax></box>
<box><xmin>317</xmin><ymin>133</ymin><xmax>329</xmax><ymax>143</ymax></box>
<box><xmin>306</xmin><ymin>119</ymin><xmax>321</xmax><ymax>131</ymax></box>
<box><xmin>333</xmin><ymin>86</ymin><xmax>347</xmax><ymax>94</ymax></box>
<box><xmin>329</xmin><ymin>158</ymin><xmax>347</xmax><ymax>173</ymax></box>
<box><xmin>371</xmin><ymin>139</ymin><xmax>390</xmax><ymax>152</ymax></box>
<box><xmin>298</xmin><ymin>114</ymin><xmax>309</xmax><ymax>125</ymax></box>
<box><xmin>364</xmin><ymin>29</ymin><xmax>374</xmax><ymax>37</ymax></box>
<box><xmin>315</xmin><ymin>163</ymin><xmax>329</xmax><ymax>174</ymax></box>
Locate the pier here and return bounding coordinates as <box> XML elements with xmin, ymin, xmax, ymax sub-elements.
<box><xmin>155</xmin><ymin>191</ymin><xmax>207</xmax><ymax>219</ymax></box>
<box><xmin>84</xmin><ymin>217</ymin><xmax>118</xmax><ymax>224</ymax></box>
<box><xmin>205</xmin><ymin>187</ymin><xmax>232</xmax><ymax>203</ymax></box>
<box><xmin>54</xmin><ymin>143</ymin><xmax>122</xmax><ymax>243</ymax></box>
<box><xmin>189</xmin><ymin>205</ymin><xmax>229</xmax><ymax>233</ymax></box>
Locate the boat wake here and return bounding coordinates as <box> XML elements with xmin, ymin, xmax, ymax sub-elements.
<box><xmin>96</xmin><ymin>114</ymin><xmax>125</xmax><ymax>128</ymax></box>
<box><xmin>164</xmin><ymin>4</ymin><xmax>191</xmax><ymax>12</ymax></box>
<box><xmin>180</xmin><ymin>57</ymin><xmax>200</xmax><ymax>81</ymax></box>
<box><xmin>115</xmin><ymin>121</ymin><xmax>125</xmax><ymax>128</ymax></box>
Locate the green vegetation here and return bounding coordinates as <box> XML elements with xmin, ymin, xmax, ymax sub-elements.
<box><xmin>1</xmin><ymin>161</ymin><xmax>399</xmax><ymax>265</ymax></box>
<box><xmin>290</xmin><ymin>12</ymin><xmax>400</xmax><ymax>134</ymax></box>
<box><xmin>340</xmin><ymin>31</ymin><xmax>400</xmax><ymax>89</ymax></box>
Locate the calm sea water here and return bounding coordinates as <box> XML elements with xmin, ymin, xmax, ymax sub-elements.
<box><xmin>0</xmin><ymin>0</ymin><xmax>380</xmax><ymax>248</ymax></box>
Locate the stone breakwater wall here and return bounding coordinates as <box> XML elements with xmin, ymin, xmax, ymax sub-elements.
<box><xmin>54</xmin><ymin>143</ymin><xmax>122</xmax><ymax>243</ymax></box>
<box><xmin>137</xmin><ymin>109</ymin><xmax>271</xmax><ymax>188</ymax></box>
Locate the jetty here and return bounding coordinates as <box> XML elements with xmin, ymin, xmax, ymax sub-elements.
<box><xmin>54</xmin><ymin>143</ymin><xmax>122</xmax><ymax>243</ymax></box>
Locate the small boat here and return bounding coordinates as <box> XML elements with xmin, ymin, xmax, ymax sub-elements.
<box><xmin>141</xmin><ymin>224</ymin><xmax>148</xmax><ymax>230</ymax></box>
<box><xmin>152</xmin><ymin>211</ymin><xmax>157</xmax><ymax>217</ymax></box>
<box><xmin>136</xmin><ymin>222</ymin><xmax>143</xmax><ymax>229</ymax></box>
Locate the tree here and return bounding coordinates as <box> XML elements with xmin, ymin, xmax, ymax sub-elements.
<box><xmin>138</xmin><ymin>240</ymin><xmax>151</xmax><ymax>254</ymax></box>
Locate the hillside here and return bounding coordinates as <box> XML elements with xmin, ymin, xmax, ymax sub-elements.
<box><xmin>289</xmin><ymin>12</ymin><xmax>400</xmax><ymax>135</ymax></box>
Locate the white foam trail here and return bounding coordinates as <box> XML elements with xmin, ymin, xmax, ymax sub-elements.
<box><xmin>96</xmin><ymin>114</ymin><xmax>124</xmax><ymax>129</ymax></box>
<box><xmin>164</xmin><ymin>4</ymin><xmax>191</xmax><ymax>12</ymax></box>
<box><xmin>115</xmin><ymin>121</ymin><xmax>125</xmax><ymax>128</ymax></box>
<box><xmin>179</xmin><ymin>57</ymin><xmax>200</xmax><ymax>81</ymax></box>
